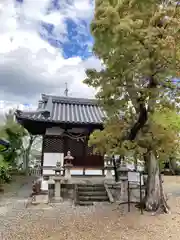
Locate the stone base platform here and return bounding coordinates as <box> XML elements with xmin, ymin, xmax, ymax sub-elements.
<box><xmin>32</xmin><ymin>194</ymin><xmax>49</xmax><ymax>205</ymax></box>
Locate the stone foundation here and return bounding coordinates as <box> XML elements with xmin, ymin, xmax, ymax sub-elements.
<box><xmin>105</xmin><ymin>182</ymin><xmax>145</xmax><ymax>203</ymax></box>
<box><xmin>47</xmin><ymin>180</ymin><xmax>145</xmax><ymax>204</ymax></box>
<box><xmin>32</xmin><ymin>194</ymin><xmax>49</xmax><ymax>204</ymax></box>
<box><xmin>48</xmin><ymin>183</ymin><xmax>75</xmax><ymax>201</ymax></box>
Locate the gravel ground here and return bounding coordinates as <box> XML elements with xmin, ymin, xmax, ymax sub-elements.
<box><xmin>1</xmin><ymin>176</ymin><xmax>180</xmax><ymax>240</ymax></box>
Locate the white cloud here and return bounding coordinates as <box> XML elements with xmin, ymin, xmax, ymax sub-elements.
<box><xmin>0</xmin><ymin>100</ymin><xmax>36</xmax><ymax>123</ymax></box>
<box><xmin>65</xmin><ymin>0</ymin><xmax>94</xmax><ymax>21</ymax></box>
<box><xmin>0</xmin><ymin>0</ymin><xmax>102</xmax><ymax>113</ymax></box>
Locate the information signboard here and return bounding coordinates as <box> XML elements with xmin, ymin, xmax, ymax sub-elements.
<box><xmin>128</xmin><ymin>171</ymin><xmax>144</xmax><ymax>185</ymax></box>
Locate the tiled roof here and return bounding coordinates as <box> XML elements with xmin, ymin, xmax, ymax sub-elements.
<box><xmin>15</xmin><ymin>94</ymin><xmax>107</xmax><ymax>125</ymax></box>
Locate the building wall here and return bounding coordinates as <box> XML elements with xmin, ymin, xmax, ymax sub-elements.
<box><xmin>42</xmin><ymin>127</ymin><xmax>104</xmax><ymax>175</ymax></box>
<box><xmin>43</xmin><ymin>135</ymin><xmax>103</xmax><ymax>166</ymax></box>
<box><xmin>45</xmin><ymin>127</ymin><xmax>64</xmax><ymax>136</ymax></box>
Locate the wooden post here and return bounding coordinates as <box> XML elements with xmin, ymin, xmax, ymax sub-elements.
<box><xmin>83</xmin><ymin>134</ymin><xmax>88</xmax><ymax>172</ymax></box>
<box><xmin>40</xmin><ymin>135</ymin><xmax>45</xmax><ymax>176</ymax></box>
<box><xmin>63</xmin><ymin>135</ymin><xmax>67</xmax><ymax>157</ymax></box>
<box><xmin>139</xmin><ymin>172</ymin><xmax>143</xmax><ymax>215</ymax></box>
<box><xmin>128</xmin><ymin>181</ymin><xmax>130</xmax><ymax>212</ymax></box>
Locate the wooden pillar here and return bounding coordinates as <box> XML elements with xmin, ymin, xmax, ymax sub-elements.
<box><xmin>83</xmin><ymin>134</ymin><xmax>88</xmax><ymax>169</ymax></box>
<box><xmin>41</xmin><ymin>135</ymin><xmax>45</xmax><ymax>176</ymax></box>
<box><xmin>63</xmin><ymin>136</ymin><xmax>67</xmax><ymax>156</ymax></box>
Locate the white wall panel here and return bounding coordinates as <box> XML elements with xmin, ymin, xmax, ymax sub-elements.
<box><xmin>85</xmin><ymin>170</ymin><xmax>102</xmax><ymax>175</ymax></box>
<box><xmin>43</xmin><ymin>169</ymin><xmax>55</xmax><ymax>175</ymax></box>
<box><xmin>43</xmin><ymin>153</ymin><xmax>64</xmax><ymax>167</ymax></box>
<box><xmin>70</xmin><ymin>169</ymin><xmax>83</xmax><ymax>175</ymax></box>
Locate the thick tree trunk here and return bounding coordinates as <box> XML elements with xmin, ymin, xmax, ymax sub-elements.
<box><xmin>112</xmin><ymin>156</ymin><xmax>119</xmax><ymax>182</ymax></box>
<box><xmin>169</xmin><ymin>157</ymin><xmax>177</xmax><ymax>175</ymax></box>
<box><xmin>23</xmin><ymin>136</ymin><xmax>35</xmax><ymax>175</ymax></box>
<box><xmin>145</xmin><ymin>151</ymin><xmax>170</xmax><ymax>213</ymax></box>
<box><xmin>24</xmin><ymin>153</ymin><xmax>30</xmax><ymax>176</ymax></box>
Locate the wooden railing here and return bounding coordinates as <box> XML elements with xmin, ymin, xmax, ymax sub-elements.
<box><xmin>104</xmin><ymin>183</ymin><xmax>114</xmax><ymax>203</ymax></box>
<box><xmin>29</xmin><ymin>168</ymin><xmax>41</xmax><ymax>176</ymax></box>
<box><xmin>71</xmin><ymin>167</ymin><xmax>105</xmax><ymax>176</ymax></box>
<box><xmin>42</xmin><ymin>166</ymin><xmax>115</xmax><ymax>177</ymax></box>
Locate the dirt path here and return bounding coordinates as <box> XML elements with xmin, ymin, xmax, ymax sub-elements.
<box><xmin>0</xmin><ymin>176</ymin><xmax>36</xmax><ymax>212</ymax></box>
<box><xmin>0</xmin><ymin>176</ymin><xmax>180</xmax><ymax>240</ymax></box>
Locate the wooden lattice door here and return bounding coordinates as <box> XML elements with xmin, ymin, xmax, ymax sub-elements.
<box><xmin>43</xmin><ymin>136</ymin><xmax>64</xmax><ymax>153</ymax></box>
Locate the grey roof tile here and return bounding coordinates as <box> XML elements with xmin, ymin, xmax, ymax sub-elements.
<box><xmin>15</xmin><ymin>94</ymin><xmax>107</xmax><ymax>125</ymax></box>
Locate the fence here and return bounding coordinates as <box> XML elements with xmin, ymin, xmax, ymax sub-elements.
<box><xmin>29</xmin><ymin>168</ymin><xmax>41</xmax><ymax>177</ymax></box>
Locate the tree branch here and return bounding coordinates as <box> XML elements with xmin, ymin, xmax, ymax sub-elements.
<box><xmin>127</xmin><ymin>102</ymin><xmax>148</xmax><ymax>141</ymax></box>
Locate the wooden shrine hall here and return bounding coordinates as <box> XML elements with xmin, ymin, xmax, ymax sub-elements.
<box><xmin>15</xmin><ymin>94</ymin><xmax>108</xmax><ymax>176</ymax></box>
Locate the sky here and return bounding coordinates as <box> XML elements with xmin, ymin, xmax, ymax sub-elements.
<box><xmin>0</xmin><ymin>0</ymin><xmax>102</xmax><ymax>119</ymax></box>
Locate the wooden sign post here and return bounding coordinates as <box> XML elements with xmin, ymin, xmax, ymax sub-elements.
<box><xmin>127</xmin><ymin>171</ymin><xmax>143</xmax><ymax>214</ymax></box>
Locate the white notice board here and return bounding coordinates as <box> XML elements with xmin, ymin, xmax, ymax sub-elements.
<box><xmin>43</xmin><ymin>153</ymin><xmax>64</xmax><ymax>167</ymax></box>
<box><xmin>41</xmin><ymin>180</ymin><xmax>48</xmax><ymax>191</ymax></box>
<box><xmin>128</xmin><ymin>171</ymin><xmax>144</xmax><ymax>185</ymax></box>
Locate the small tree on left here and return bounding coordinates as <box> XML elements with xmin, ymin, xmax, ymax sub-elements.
<box><xmin>0</xmin><ymin>109</ymin><xmax>27</xmax><ymax>168</ymax></box>
<box><xmin>4</xmin><ymin>109</ymin><xmax>40</xmax><ymax>175</ymax></box>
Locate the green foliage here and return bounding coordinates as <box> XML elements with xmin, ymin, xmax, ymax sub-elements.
<box><xmin>0</xmin><ymin>109</ymin><xmax>28</xmax><ymax>169</ymax></box>
<box><xmin>150</xmin><ymin>109</ymin><xmax>180</xmax><ymax>161</ymax></box>
<box><xmin>0</xmin><ymin>109</ymin><xmax>33</xmax><ymax>183</ymax></box>
<box><xmin>152</xmin><ymin>108</ymin><xmax>180</xmax><ymax>132</ymax></box>
<box><xmin>89</xmin><ymin>116</ymin><xmax>126</xmax><ymax>154</ymax></box>
<box><xmin>0</xmin><ymin>155</ymin><xmax>12</xmax><ymax>183</ymax></box>
<box><xmin>85</xmin><ymin>0</ymin><xmax>180</xmax><ymax>164</ymax></box>
<box><xmin>0</xmin><ymin>143</ymin><xmax>8</xmax><ymax>152</ymax></box>
<box><xmin>0</xmin><ymin>121</ymin><xmax>27</xmax><ymax>166</ymax></box>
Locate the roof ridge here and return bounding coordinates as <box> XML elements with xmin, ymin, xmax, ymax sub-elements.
<box><xmin>41</xmin><ymin>94</ymin><xmax>99</xmax><ymax>105</ymax></box>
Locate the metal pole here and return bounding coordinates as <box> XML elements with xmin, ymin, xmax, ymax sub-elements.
<box><xmin>128</xmin><ymin>181</ymin><xmax>130</xmax><ymax>212</ymax></box>
<box><xmin>139</xmin><ymin>172</ymin><xmax>143</xmax><ymax>215</ymax></box>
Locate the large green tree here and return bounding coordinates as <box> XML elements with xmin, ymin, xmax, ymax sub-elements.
<box><xmin>0</xmin><ymin>109</ymin><xmax>26</xmax><ymax>184</ymax></box>
<box><xmin>84</xmin><ymin>0</ymin><xmax>180</xmax><ymax>213</ymax></box>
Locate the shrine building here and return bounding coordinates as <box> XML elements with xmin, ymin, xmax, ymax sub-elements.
<box><xmin>15</xmin><ymin>94</ymin><xmax>108</xmax><ymax>177</ymax></box>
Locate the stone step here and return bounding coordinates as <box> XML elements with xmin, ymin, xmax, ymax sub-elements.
<box><xmin>77</xmin><ymin>201</ymin><xmax>94</xmax><ymax>206</ymax></box>
<box><xmin>77</xmin><ymin>185</ymin><xmax>105</xmax><ymax>188</ymax></box>
<box><xmin>75</xmin><ymin>184</ymin><xmax>109</xmax><ymax>206</ymax></box>
<box><xmin>77</xmin><ymin>188</ymin><xmax>105</xmax><ymax>192</ymax></box>
<box><xmin>78</xmin><ymin>195</ymin><xmax>109</xmax><ymax>201</ymax></box>
<box><xmin>77</xmin><ymin>186</ymin><xmax>105</xmax><ymax>192</ymax></box>
<box><xmin>77</xmin><ymin>184</ymin><xmax>104</xmax><ymax>187</ymax></box>
<box><xmin>78</xmin><ymin>191</ymin><xmax>107</xmax><ymax>196</ymax></box>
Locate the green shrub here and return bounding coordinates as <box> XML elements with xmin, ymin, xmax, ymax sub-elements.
<box><xmin>0</xmin><ymin>155</ymin><xmax>12</xmax><ymax>183</ymax></box>
<box><xmin>0</xmin><ymin>166</ymin><xmax>12</xmax><ymax>183</ymax></box>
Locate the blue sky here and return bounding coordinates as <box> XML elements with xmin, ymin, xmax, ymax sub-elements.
<box><xmin>0</xmin><ymin>0</ymin><xmax>102</xmax><ymax>114</ymax></box>
<box><xmin>41</xmin><ymin>18</ymin><xmax>94</xmax><ymax>59</ymax></box>
<box><xmin>39</xmin><ymin>1</ymin><xmax>94</xmax><ymax>59</ymax></box>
